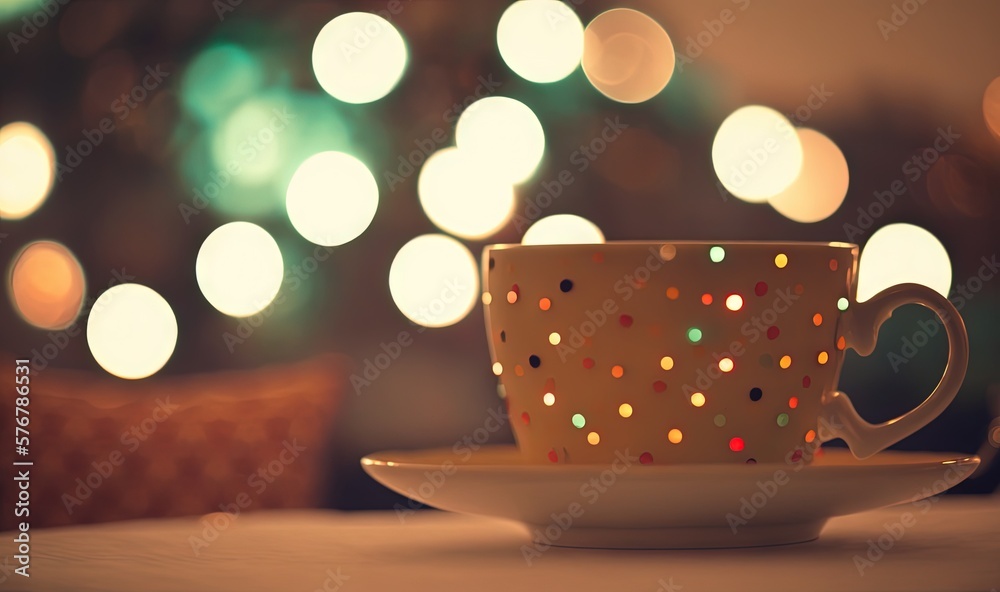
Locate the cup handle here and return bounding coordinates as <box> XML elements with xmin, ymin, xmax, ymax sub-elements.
<box><xmin>819</xmin><ymin>282</ymin><xmax>969</xmax><ymax>459</ymax></box>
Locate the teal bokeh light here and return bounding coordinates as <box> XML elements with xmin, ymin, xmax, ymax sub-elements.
<box><xmin>181</xmin><ymin>44</ymin><xmax>265</xmax><ymax>126</ymax></box>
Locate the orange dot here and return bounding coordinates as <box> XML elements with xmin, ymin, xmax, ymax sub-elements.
<box><xmin>666</xmin><ymin>287</ymin><xmax>679</xmax><ymax>300</ymax></box>
<box><xmin>701</xmin><ymin>293</ymin><xmax>713</xmax><ymax>305</ymax></box>
<box><xmin>515</xmin><ymin>364</ymin><xmax>525</xmax><ymax>376</ymax></box>
<box><xmin>836</xmin><ymin>336</ymin><xmax>846</xmax><ymax>350</ymax></box>
<box><xmin>538</xmin><ymin>297</ymin><xmax>551</xmax><ymax>311</ymax></box>
<box><xmin>592</xmin><ymin>252</ymin><xmax>604</xmax><ymax>263</ymax></box>
<box><xmin>812</xmin><ymin>313</ymin><xmax>823</xmax><ymax>326</ymax></box>
<box><xmin>805</xmin><ymin>429</ymin><xmax>816</xmax><ymax>443</ymax></box>
<box><xmin>507</xmin><ymin>291</ymin><xmax>518</xmax><ymax>304</ymax></box>
<box><xmin>611</xmin><ymin>365</ymin><xmax>624</xmax><ymax>378</ymax></box>
<box><xmin>817</xmin><ymin>351</ymin><xmax>829</xmax><ymax>365</ymax></box>
<box><xmin>829</xmin><ymin>259</ymin><xmax>838</xmax><ymax>271</ymax></box>
<box><xmin>788</xmin><ymin>396</ymin><xmax>799</xmax><ymax>409</ymax></box>
<box><xmin>794</xmin><ymin>284</ymin><xmax>804</xmax><ymax>295</ymax></box>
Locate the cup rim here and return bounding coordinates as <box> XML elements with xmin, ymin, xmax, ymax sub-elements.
<box><xmin>485</xmin><ymin>240</ymin><xmax>858</xmax><ymax>251</ymax></box>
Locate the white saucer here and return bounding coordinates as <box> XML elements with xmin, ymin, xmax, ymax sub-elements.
<box><xmin>361</xmin><ymin>446</ymin><xmax>979</xmax><ymax>549</ymax></box>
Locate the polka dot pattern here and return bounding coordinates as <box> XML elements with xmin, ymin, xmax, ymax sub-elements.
<box><xmin>484</xmin><ymin>243</ymin><xmax>855</xmax><ymax>464</ymax></box>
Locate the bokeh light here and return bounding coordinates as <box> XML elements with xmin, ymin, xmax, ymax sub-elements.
<box><xmin>196</xmin><ymin>222</ymin><xmax>284</xmax><ymax>317</ymax></box>
<box><xmin>712</xmin><ymin>105</ymin><xmax>803</xmax><ymax>202</ymax></box>
<box><xmin>312</xmin><ymin>12</ymin><xmax>408</xmax><ymax>104</ymax></box>
<box><xmin>521</xmin><ymin>214</ymin><xmax>605</xmax><ymax>245</ymax></box>
<box><xmin>181</xmin><ymin>44</ymin><xmax>263</xmax><ymax>125</ymax></box>
<box><xmin>417</xmin><ymin>147</ymin><xmax>515</xmax><ymax>239</ymax></box>
<box><xmin>87</xmin><ymin>284</ymin><xmax>178</xmax><ymax>379</ymax></box>
<box><xmin>388</xmin><ymin>234</ymin><xmax>479</xmax><ymax>328</ymax></box>
<box><xmin>581</xmin><ymin>8</ymin><xmax>675</xmax><ymax>104</ymax></box>
<box><xmin>286</xmin><ymin>151</ymin><xmax>379</xmax><ymax>246</ymax></box>
<box><xmin>455</xmin><ymin>96</ymin><xmax>545</xmax><ymax>184</ymax></box>
<box><xmin>497</xmin><ymin>0</ymin><xmax>584</xmax><ymax>83</ymax></box>
<box><xmin>8</xmin><ymin>241</ymin><xmax>85</xmax><ymax>330</ymax></box>
<box><xmin>857</xmin><ymin>223</ymin><xmax>952</xmax><ymax>302</ymax></box>
<box><xmin>211</xmin><ymin>95</ymin><xmax>288</xmax><ymax>187</ymax></box>
<box><xmin>984</xmin><ymin>76</ymin><xmax>1000</xmax><ymax>141</ymax></box>
<box><xmin>768</xmin><ymin>128</ymin><xmax>849</xmax><ymax>223</ymax></box>
<box><xmin>0</xmin><ymin>122</ymin><xmax>56</xmax><ymax>220</ymax></box>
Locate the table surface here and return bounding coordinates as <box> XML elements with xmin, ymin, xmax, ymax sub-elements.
<box><xmin>2</xmin><ymin>497</ymin><xmax>999</xmax><ymax>592</ymax></box>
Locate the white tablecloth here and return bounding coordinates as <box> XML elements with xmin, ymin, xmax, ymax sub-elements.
<box><xmin>2</xmin><ymin>498</ymin><xmax>998</xmax><ymax>592</ymax></box>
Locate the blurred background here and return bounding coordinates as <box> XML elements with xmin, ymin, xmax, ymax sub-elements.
<box><xmin>1</xmin><ymin>0</ymin><xmax>999</xmax><ymax>522</ymax></box>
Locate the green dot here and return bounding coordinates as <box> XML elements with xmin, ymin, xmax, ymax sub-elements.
<box><xmin>777</xmin><ymin>413</ymin><xmax>789</xmax><ymax>427</ymax></box>
<box><xmin>837</xmin><ymin>297</ymin><xmax>849</xmax><ymax>311</ymax></box>
<box><xmin>709</xmin><ymin>246</ymin><xmax>726</xmax><ymax>263</ymax></box>
<box><xmin>714</xmin><ymin>414</ymin><xmax>726</xmax><ymax>427</ymax></box>
<box><xmin>571</xmin><ymin>413</ymin><xmax>586</xmax><ymax>429</ymax></box>
<box><xmin>687</xmin><ymin>327</ymin><xmax>703</xmax><ymax>343</ymax></box>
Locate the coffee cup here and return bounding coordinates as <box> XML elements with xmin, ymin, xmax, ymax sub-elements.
<box><xmin>482</xmin><ymin>241</ymin><xmax>968</xmax><ymax>465</ymax></box>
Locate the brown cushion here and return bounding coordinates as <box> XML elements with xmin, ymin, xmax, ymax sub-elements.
<box><xmin>1</xmin><ymin>353</ymin><xmax>348</xmax><ymax>529</ymax></box>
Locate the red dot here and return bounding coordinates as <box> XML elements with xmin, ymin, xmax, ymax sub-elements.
<box><xmin>592</xmin><ymin>252</ymin><xmax>604</xmax><ymax>263</ymax></box>
<box><xmin>639</xmin><ymin>452</ymin><xmax>654</xmax><ymax>465</ymax></box>
<box><xmin>767</xmin><ymin>326</ymin><xmax>780</xmax><ymax>340</ymax></box>
<box><xmin>547</xmin><ymin>449</ymin><xmax>558</xmax><ymax>463</ymax></box>
<box><xmin>729</xmin><ymin>437</ymin><xmax>745</xmax><ymax>452</ymax></box>
<box><xmin>802</xmin><ymin>376</ymin><xmax>811</xmax><ymax>388</ymax></box>
<box><xmin>701</xmin><ymin>293</ymin><xmax>713</xmax><ymax>305</ymax></box>
<box><xmin>583</xmin><ymin>357</ymin><xmax>595</xmax><ymax>369</ymax></box>
<box><xmin>652</xmin><ymin>380</ymin><xmax>667</xmax><ymax>393</ymax></box>
<box><xmin>521</xmin><ymin>412</ymin><xmax>530</xmax><ymax>426</ymax></box>
<box><xmin>619</xmin><ymin>314</ymin><xmax>634</xmax><ymax>328</ymax></box>
<box><xmin>829</xmin><ymin>259</ymin><xmax>839</xmax><ymax>271</ymax></box>
<box><xmin>755</xmin><ymin>281</ymin><xmax>768</xmax><ymax>296</ymax></box>
<box><xmin>544</xmin><ymin>378</ymin><xmax>556</xmax><ymax>391</ymax></box>
<box><xmin>790</xmin><ymin>449</ymin><xmax>803</xmax><ymax>462</ymax></box>
<box><xmin>788</xmin><ymin>396</ymin><xmax>799</xmax><ymax>409</ymax></box>
<box><xmin>511</xmin><ymin>284</ymin><xmax>520</xmax><ymax>295</ymax></box>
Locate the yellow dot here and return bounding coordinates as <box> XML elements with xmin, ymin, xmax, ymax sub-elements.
<box><xmin>666</xmin><ymin>286</ymin><xmax>679</xmax><ymax>300</ymax></box>
<box><xmin>548</xmin><ymin>332</ymin><xmax>561</xmax><ymax>345</ymax></box>
<box><xmin>482</xmin><ymin>292</ymin><xmax>492</xmax><ymax>305</ymax></box>
<box><xmin>660</xmin><ymin>356</ymin><xmax>674</xmax><ymax>371</ymax></box>
<box><xmin>492</xmin><ymin>362</ymin><xmax>503</xmax><ymax>375</ymax></box>
<box><xmin>543</xmin><ymin>392</ymin><xmax>555</xmax><ymax>406</ymax></box>
<box><xmin>618</xmin><ymin>403</ymin><xmax>633</xmax><ymax>418</ymax></box>
<box><xmin>779</xmin><ymin>355</ymin><xmax>792</xmax><ymax>369</ymax></box>
<box><xmin>725</xmin><ymin>294</ymin><xmax>743</xmax><ymax>311</ymax></box>
<box><xmin>690</xmin><ymin>392</ymin><xmax>706</xmax><ymax>407</ymax></box>
<box><xmin>507</xmin><ymin>290</ymin><xmax>518</xmax><ymax>304</ymax></box>
<box><xmin>611</xmin><ymin>364</ymin><xmax>624</xmax><ymax>378</ymax></box>
<box><xmin>817</xmin><ymin>351</ymin><xmax>829</xmax><ymax>365</ymax></box>
<box><xmin>774</xmin><ymin>253</ymin><xmax>788</xmax><ymax>268</ymax></box>
<box><xmin>719</xmin><ymin>357</ymin><xmax>734</xmax><ymax>373</ymax></box>
<box><xmin>805</xmin><ymin>429</ymin><xmax>817</xmax><ymax>443</ymax></box>
<box><xmin>587</xmin><ymin>431</ymin><xmax>600</xmax><ymax>445</ymax></box>
<box><xmin>667</xmin><ymin>428</ymin><xmax>683</xmax><ymax>444</ymax></box>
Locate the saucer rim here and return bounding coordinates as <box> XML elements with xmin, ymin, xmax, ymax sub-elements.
<box><xmin>361</xmin><ymin>445</ymin><xmax>980</xmax><ymax>474</ymax></box>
